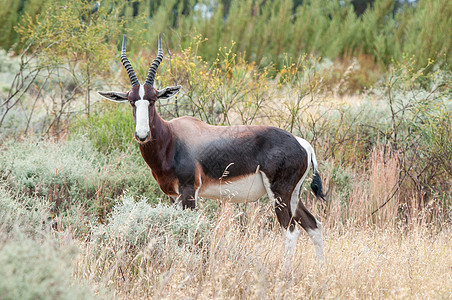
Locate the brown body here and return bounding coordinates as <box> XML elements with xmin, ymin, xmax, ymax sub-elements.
<box><xmin>139</xmin><ymin>109</ymin><xmax>322</xmax><ymax>238</ymax></box>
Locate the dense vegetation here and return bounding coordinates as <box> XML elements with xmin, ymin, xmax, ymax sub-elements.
<box><xmin>1</xmin><ymin>0</ymin><xmax>451</xmax><ymax>70</ymax></box>
<box><xmin>0</xmin><ymin>0</ymin><xmax>451</xmax><ymax>298</ymax></box>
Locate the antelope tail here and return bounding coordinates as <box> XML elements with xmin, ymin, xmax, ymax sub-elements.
<box><xmin>310</xmin><ymin>149</ymin><xmax>327</xmax><ymax>201</ymax></box>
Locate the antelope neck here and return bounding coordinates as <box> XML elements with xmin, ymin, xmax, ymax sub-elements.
<box><xmin>138</xmin><ymin>110</ymin><xmax>174</xmax><ymax>172</ymax></box>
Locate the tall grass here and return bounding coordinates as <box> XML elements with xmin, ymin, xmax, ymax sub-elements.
<box><xmin>131</xmin><ymin>0</ymin><xmax>452</xmax><ymax>71</ymax></box>
<box><xmin>73</xmin><ymin>194</ymin><xmax>452</xmax><ymax>299</ymax></box>
<box><xmin>310</xmin><ymin>145</ymin><xmax>401</xmax><ymax>230</ymax></box>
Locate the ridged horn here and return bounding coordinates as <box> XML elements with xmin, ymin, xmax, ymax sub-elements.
<box><xmin>120</xmin><ymin>35</ymin><xmax>139</xmax><ymax>87</ymax></box>
<box><xmin>144</xmin><ymin>33</ymin><xmax>163</xmax><ymax>87</ymax></box>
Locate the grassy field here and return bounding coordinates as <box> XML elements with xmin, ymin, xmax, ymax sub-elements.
<box><xmin>1</xmin><ymin>180</ymin><xmax>451</xmax><ymax>299</ymax></box>
<box><xmin>0</xmin><ymin>132</ymin><xmax>451</xmax><ymax>299</ymax></box>
<box><xmin>74</xmin><ymin>199</ymin><xmax>452</xmax><ymax>299</ymax></box>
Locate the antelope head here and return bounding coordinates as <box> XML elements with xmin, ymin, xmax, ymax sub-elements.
<box><xmin>98</xmin><ymin>34</ymin><xmax>181</xmax><ymax>143</ymax></box>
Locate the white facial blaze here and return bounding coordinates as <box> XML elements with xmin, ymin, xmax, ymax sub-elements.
<box><xmin>135</xmin><ymin>85</ymin><xmax>150</xmax><ymax>140</ymax></box>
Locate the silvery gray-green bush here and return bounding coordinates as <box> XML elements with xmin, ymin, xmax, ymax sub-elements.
<box><xmin>0</xmin><ymin>136</ymin><xmax>162</xmax><ymax>216</ymax></box>
<box><xmin>92</xmin><ymin>195</ymin><xmax>212</xmax><ymax>253</ymax></box>
<box><xmin>0</xmin><ymin>183</ymin><xmax>99</xmax><ymax>299</ymax></box>
<box><xmin>0</xmin><ymin>136</ymin><xmax>100</xmax><ymax>198</ymax></box>
<box><xmin>0</xmin><ymin>237</ymin><xmax>97</xmax><ymax>300</ymax></box>
<box><xmin>0</xmin><ymin>183</ymin><xmax>50</xmax><ymax>236</ymax></box>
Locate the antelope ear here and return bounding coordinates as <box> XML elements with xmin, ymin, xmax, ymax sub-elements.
<box><xmin>157</xmin><ymin>85</ymin><xmax>181</xmax><ymax>100</ymax></box>
<box><xmin>98</xmin><ymin>91</ymin><xmax>128</xmax><ymax>103</ymax></box>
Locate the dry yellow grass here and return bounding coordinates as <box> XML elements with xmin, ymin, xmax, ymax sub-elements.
<box><xmin>74</xmin><ymin>202</ymin><xmax>452</xmax><ymax>299</ymax></box>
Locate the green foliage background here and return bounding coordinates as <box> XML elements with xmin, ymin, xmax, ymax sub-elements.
<box><xmin>1</xmin><ymin>0</ymin><xmax>451</xmax><ymax>70</ymax></box>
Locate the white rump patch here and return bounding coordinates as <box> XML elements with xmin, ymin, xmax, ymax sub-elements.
<box><xmin>295</xmin><ymin>136</ymin><xmax>318</xmax><ymax>171</ymax></box>
<box><xmin>295</xmin><ymin>136</ymin><xmax>313</xmax><ymax>167</ymax></box>
<box><xmin>285</xmin><ymin>137</ymin><xmax>313</xmax><ymax>216</ymax></box>
<box><xmin>199</xmin><ymin>173</ymin><xmax>266</xmax><ymax>203</ymax></box>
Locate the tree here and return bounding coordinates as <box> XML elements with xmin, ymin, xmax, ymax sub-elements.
<box><xmin>1</xmin><ymin>0</ymin><xmax>126</xmax><ymax>136</ymax></box>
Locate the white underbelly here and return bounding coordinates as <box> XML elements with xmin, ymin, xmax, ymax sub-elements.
<box><xmin>198</xmin><ymin>173</ymin><xmax>266</xmax><ymax>203</ymax></box>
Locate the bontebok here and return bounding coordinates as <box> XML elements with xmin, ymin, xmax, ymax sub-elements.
<box><xmin>98</xmin><ymin>34</ymin><xmax>327</xmax><ymax>261</ymax></box>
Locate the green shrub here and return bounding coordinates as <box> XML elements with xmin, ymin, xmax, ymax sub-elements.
<box><xmin>0</xmin><ymin>137</ymin><xmax>100</xmax><ymax>202</ymax></box>
<box><xmin>0</xmin><ymin>237</ymin><xmax>96</xmax><ymax>300</ymax></box>
<box><xmin>92</xmin><ymin>194</ymin><xmax>212</xmax><ymax>253</ymax></box>
<box><xmin>0</xmin><ymin>136</ymin><xmax>163</xmax><ymax>219</ymax></box>
<box><xmin>72</xmin><ymin>104</ymin><xmax>137</xmax><ymax>153</ymax></box>
<box><xmin>323</xmin><ymin>159</ymin><xmax>354</xmax><ymax>205</ymax></box>
<box><xmin>0</xmin><ymin>182</ymin><xmax>50</xmax><ymax>236</ymax></box>
<box><xmin>0</xmin><ymin>183</ymin><xmax>99</xmax><ymax>299</ymax></box>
